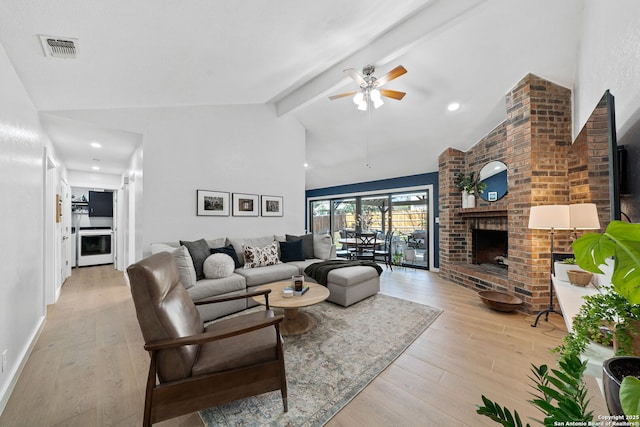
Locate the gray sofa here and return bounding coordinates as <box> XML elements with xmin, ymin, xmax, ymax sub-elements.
<box><xmin>150</xmin><ymin>234</ymin><xmax>336</xmax><ymax>322</ymax></box>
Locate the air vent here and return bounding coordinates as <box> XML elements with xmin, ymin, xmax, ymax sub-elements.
<box><xmin>39</xmin><ymin>35</ymin><xmax>78</xmax><ymax>59</ymax></box>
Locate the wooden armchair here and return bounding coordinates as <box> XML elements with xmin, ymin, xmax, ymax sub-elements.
<box><xmin>126</xmin><ymin>252</ymin><xmax>287</xmax><ymax>426</ymax></box>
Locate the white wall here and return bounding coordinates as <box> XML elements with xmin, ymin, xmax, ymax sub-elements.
<box><xmin>574</xmin><ymin>0</ymin><xmax>640</xmax><ymax>137</ymax></box>
<box><xmin>0</xmin><ymin>43</ymin><xmax>47</xmax><ymax>413</ymax></box>
<box><xmin>126</xmin><ymin>146</ymin><xmax>143</xmax><ymax>265</ymax></box>
<box><xmin>67</xmin><ymin>170</ymin><xmax>122</xmax><ymax>190</ymax></box>
<box><xmin>53</xmin><ymin>103</ymin><xmax>306</xmax><ymax>261</ymax></box>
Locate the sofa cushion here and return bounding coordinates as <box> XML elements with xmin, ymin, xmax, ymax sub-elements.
<box><xmin>205</xmin><ymin>237</ymin><xmax>226</xmax><ymax>249</ymax></box>
<box><xmin>180</xmin><ymin>238</ymin><xmax>210</xmax><ymax>280</ymax></box>
<box><xmin>235</xmin><ymin>263</ymin><xmax>299</xmax><ymax>287</ymax></box>
<box><xmin>210</xmin><ymin>244</ymin><xmax>242</xmax><ymax>269</ymax></box>
<box><xmin>279</xmin><ymin>239</ymin><xmax>305</xmax><ymax>263</ymax></box>
<box><xmin>286</xmin><ymin>233</ymin><xmax>314</xmax><ymax>259</ymax></box>
<box><xmin>227</xmin><ymin>236</ymin><xmax>276</xmax><ymax>265</ymax></box>
<box><xmin>244</xmin><ymin>241</ymin><xmax>281</xmax><ymax>269</ymax></box>
<box><xmin>203</xmin><ymin>253</ymin><xmax>235</xmax><ymax>279</ymax></box>
<box><xmin>186</xmin><ymin>273</ymin><xmax>247</xmax><ymax>301</ymax></box>
<box><xmin>148</xmin><ymin>244</ymin><xmax>197</xmax><ymax>290</ymax></box>
<box><xmin>313</xmin><ymin>233</ymin><xmax>333</xmax><ymax>260</ymax></box>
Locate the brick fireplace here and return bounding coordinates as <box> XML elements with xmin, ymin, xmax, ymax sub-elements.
<box><xmin>438</xmin><ymin>74</ymin><xmax>612</xmax><ymax>313</ymax></box>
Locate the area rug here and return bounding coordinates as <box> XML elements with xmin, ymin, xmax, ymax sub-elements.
<box><xmin>199</xmin><ymin>293</ymin><xmax>442</xmax><ymax>427</ymax></box>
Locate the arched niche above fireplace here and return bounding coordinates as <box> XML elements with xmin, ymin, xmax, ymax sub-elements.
<box><xmin>479</xmin><ymin>161</ymin><xmax>507</xmax><ymax>202</ymax></box>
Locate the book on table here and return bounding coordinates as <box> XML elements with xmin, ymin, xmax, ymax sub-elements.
<box><xmin>284</xmin><ymin>285</ymin><xmax>309</xmax><ymax>296</ymax></box>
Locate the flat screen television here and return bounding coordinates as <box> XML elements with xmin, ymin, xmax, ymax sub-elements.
<box><xmin>88</xmin><ymin>191</ymin><xmax>113</xmax><ymax>217</ymax></box>
<box><xmin>605</xmin><ymin>90</ymin><xmax>621</xmax><ymax>221</ymax></box>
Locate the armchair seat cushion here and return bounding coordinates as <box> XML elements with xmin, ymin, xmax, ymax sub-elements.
<box><xmin>193</xmin><ymin>311</ymin><xmax>279</xmax><ymax>375</ymax></box>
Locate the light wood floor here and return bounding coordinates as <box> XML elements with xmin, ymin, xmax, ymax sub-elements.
<box><xmin>0</xmin><ymin>265</ymin><xmax>608</xmax><ymax>426</ymax></box>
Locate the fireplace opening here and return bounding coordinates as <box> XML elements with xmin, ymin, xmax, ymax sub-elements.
<box><xmin>472</xmin><ymin>229</ymin><xmax>508</xmax><ymax>268</ymax></box>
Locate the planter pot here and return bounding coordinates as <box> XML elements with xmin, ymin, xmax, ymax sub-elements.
<box><xmin>554</xmin><ymin>263</ymin><xmax>587</xmax><ymax>283</ymax></box>
<box><xmin>567</xmin><ymin>270</ymin><xmax>593</xmax><ymax>287</ymax></box>
<box><xmin>602</xmin><ymin>356</ymin><xmax>640</xmax><ymax>415</ymax></box>
<box><xmin>467</xmin><ymin>193</ymin><xmax>476</xmax><ymax>208</ymax></box>
<box><xmin>613</xmin><ymin>319</ymin><xmax>640</xmax><ymax>356</ymax></box>
<box><xmin>554</xmin><ymin>262</ymin><xmax>573</xmax><ymax>282</ymax></box>
<box><xmin>461</xmin><ymin>191</ymin><xmax>469</xmax><ymax>208</ymax></box>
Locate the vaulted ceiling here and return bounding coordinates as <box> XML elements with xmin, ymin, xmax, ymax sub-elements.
<box><xmin>0</xmin><ymin>0</ymin><xmax>583</xmax><ymax>189</ymax></box>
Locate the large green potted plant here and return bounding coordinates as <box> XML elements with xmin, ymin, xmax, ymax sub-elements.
<box><xmin>567</xmin><ymin>220</ymin><xmax>640</xmax><ymax>416</ymax></box>
<box><xmin>555</xmin><ymin>286</ymin><xmax>640</xmax><ymax>356</ymax></box>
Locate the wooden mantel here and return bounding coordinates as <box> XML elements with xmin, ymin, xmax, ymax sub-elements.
<box><xmin>458</xmin><ymin>207</ymin><xmax>508</xmax><ymax>218</ymax></box>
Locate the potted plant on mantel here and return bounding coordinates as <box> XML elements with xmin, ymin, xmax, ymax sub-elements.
<box><xmin>454</xmin><ymin>171</ymin><xmax>487</xmax><ymax>209</ymax></box>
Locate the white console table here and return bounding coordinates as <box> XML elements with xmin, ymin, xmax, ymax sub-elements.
<box><xmin>552</xmin><ymin>275</ymin><xmax>614</xmax><ymax>389</ymax></box>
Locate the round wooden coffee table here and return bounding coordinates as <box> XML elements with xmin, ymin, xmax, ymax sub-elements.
<box><xmin>253</xmin><ymin>281</ymin><xmax>330</xmax><ymax>336</ymax></box>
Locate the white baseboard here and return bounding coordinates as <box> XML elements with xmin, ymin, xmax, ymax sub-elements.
<box><xmin>0</xmin><ymin>315</ymin><xmax>47</xmax><ymax>416</ymax></box>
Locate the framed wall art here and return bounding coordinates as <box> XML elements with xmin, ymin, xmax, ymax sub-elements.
<box><xmin>196</xmin><ymin>190</ymin><xmax>230</xmax><ymax>216</ymax></box>
<box><xmin>261</xmin><ymin>195</ymin><xmax>283</xmax><ymax>217</ymax></box>
<box><xmin>232</xmin><ymin>193</ymin><xmax>259</xmax><ymax>216</ymax></box>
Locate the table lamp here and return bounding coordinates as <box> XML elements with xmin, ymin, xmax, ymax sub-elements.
<box><xmin>528</xmin><ymin>204</ymin><xmax>599</xmax><ymax>327</ymax></box>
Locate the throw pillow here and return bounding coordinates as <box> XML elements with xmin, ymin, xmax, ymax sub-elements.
<box><xmin>279</xmin><ymin>239</ymin><xmax>305</xmax><ymax>263</ymax></box>
<box><xmin>286</xmin><ymin>233</ymin><xmax>314</xmax><ymax>259</ymax></box>
<box><xmin>210</xmin><ymin>244</ymin><xmax>242</xmax><ymax>269</ymax></box>
<box><xmin>148</xmin><ymin>244</ymin><xmax>197</xmax><ymax>290</ymax></box>
<box><xmin>203</xmin><ymin>253</ymin><xmax>235</xmax><ymax>279</ymax></box>
<box><xmin>313</xmin><ymin>233</ymin><xmax>333</xmax><ymax>260</ymax></box>
<box><xmin>244</xmin><ymin>241</ymin><xmax>281</xmax><ymax>268</ymax></box>
<box><xmin>180</xmin><ymin>238</ymin><xmax>210</xmax><ymax>280</ymax></box>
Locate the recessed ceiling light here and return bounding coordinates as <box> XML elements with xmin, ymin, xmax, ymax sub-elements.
<box><xmin>304</xmin><ymin>163</ymin><xmax>309</xmax><ymax>168</ymax></box>
<box><xmin>92</xmin><ymin>166</ymin><xmax>100</xmax><ymax>171</ymax></box>
<box><xmin>447</xmin><ymin>102</ymin><xmax>460</xmax><ymax>112</ymax></box>
<box><xmin>90</xmin><ymin>142</ymin><xmax>101</xmax><ymax>148</ymax></box>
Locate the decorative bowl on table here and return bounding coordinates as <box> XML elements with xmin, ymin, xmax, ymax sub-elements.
<box><xmin>478</xmin><ymin>290</ymin><xmax>524</xmax><ymax>312</ymax></box>
<box><xmin>567</xmin><ymin>270</ymin><xmax>592</xmax><ymax>287</ymax></box>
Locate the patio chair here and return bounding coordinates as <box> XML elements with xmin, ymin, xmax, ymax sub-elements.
<box><xmin>374</xmin><ymin>231</ymin><xmax>394</xmax><ymax>270</ymax></box>
<box><xmin>350</xmin><ymin>232</ymin><xmax>376</xmax><ymax>261</ymax></box>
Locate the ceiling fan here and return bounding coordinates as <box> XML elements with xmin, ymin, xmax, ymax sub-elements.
<box><xmin>329</xmin><ymin>64</ymin><xmax>407</xmax><ymax>110</ymax></box>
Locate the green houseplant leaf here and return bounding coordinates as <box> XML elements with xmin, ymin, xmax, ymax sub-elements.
<box><xmin>572</xmin><ymin>221</ymin><xmax>640</xmax><ymax>305</ymax></box>
<box><xmin>620</xmin><ymin>376</ymin><xmax>640</xmax><ymax>417</ymax></box>
<box><xmin>477</xmin><ymin>355</ymin><xmax>592</xmax><ymax>426</ymax></box>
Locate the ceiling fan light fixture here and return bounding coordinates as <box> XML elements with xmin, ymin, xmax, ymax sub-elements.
<box><xmin>370</xmin><ymin>89</ymin><xmax>383</xmax><ymax>109</ymax></box>
<box><xmin>357</xmin><ymin>99</ymin><xmax>368</xmax><ymax>111</ymax></box>
<box><xmin>353</xmin><ymin>92</ymin><xmax>364</xmax><ymax>105</ymax></box>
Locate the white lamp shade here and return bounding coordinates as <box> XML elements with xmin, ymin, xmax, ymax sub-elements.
<box><xmin>528</xmin><ymin>205</ymin><xmax>571</xmax><ymax>229</ymax></box>
<box><xmin>569</xmin><ymin>203</ymin><xmax>600</xmax><ymax>230</ymax></box>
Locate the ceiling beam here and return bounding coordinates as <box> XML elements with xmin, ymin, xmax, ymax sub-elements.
<box><xmin>273</xmin><ymin>0</ymin><xmax>487</xmax><ymax>117</ymax></box>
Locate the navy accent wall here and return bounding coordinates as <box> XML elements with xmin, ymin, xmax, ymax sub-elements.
<box><xmin>306</xmin><ymin>172</ymin><xmax>439</xmax><ymax>268</ymax></box>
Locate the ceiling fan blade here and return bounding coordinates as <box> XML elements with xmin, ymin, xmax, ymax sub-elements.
<box><xmin>329</xmin><ymin>90</ymin><xmax>357</xmax><ymax>100</ymax></box>
<box><xmin>380</xmin><ymin>89</ymin><xmax>406</xmax><ymax>100</ymax></box>
<box><xmin>344</xmin><ymin>68</ymin><xmax>366</xmax><ymax>87</ymax></box>
<box><xmin>375</xmin><ymin>65</ymin><xmax>407</xmax><ymax>87</ymax></box>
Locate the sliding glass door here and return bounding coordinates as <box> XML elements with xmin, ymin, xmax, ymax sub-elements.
<box><xmin>390</xmin><ymin>192</ymin><xmax>428</xmax><ymax>268</ymax></box>
<box><xmin>309</xmin><ymin>190</ymin><xmax>430</xmax><ymax>269</ymax></box>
